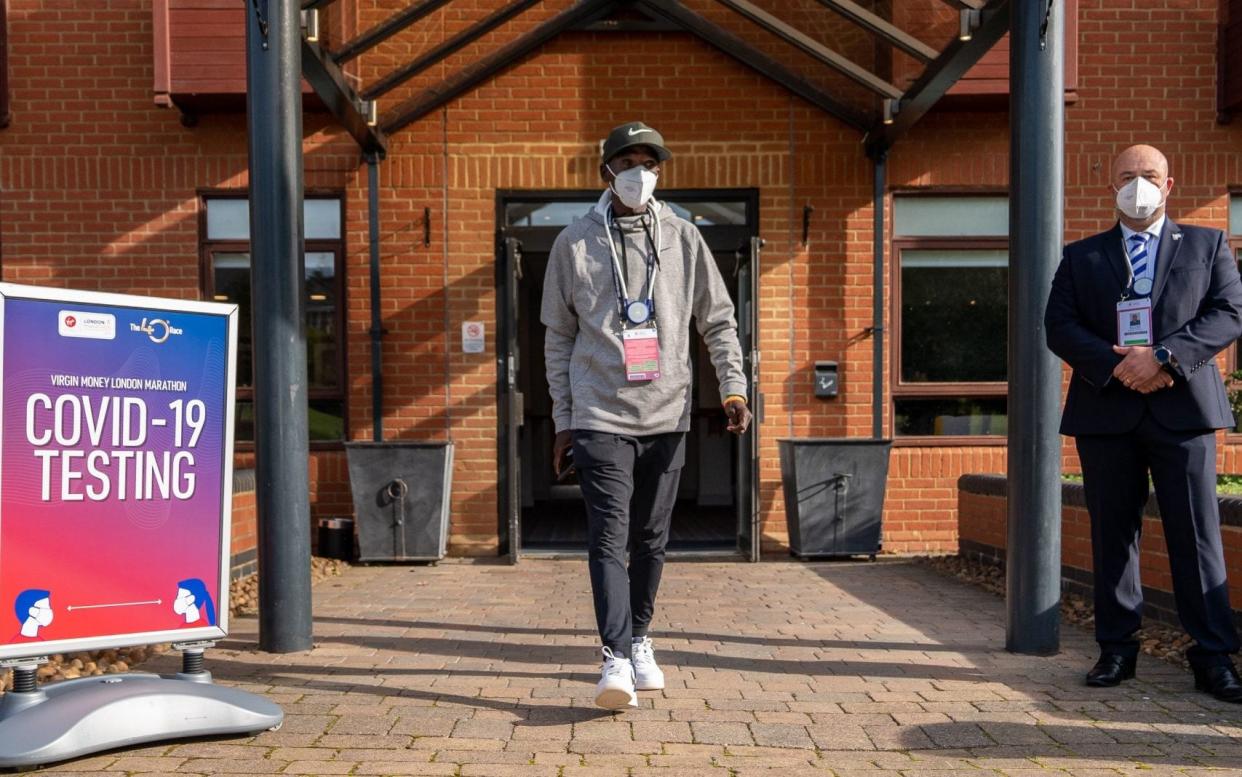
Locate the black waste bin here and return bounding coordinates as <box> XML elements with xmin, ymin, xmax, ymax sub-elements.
<box><xmin>777</xmin><ymin>438</ymin><xmax>892</xmax><ymax>559</ymax></box>
<box><xmin>317</xmin><ymin>517</ymin><xmax>355</xmax><ymax>560</ymax></box>
<box><xmin>345</xmin><ymin>441</ymin><xmax>455</xmax><ymax>562</ymax></box>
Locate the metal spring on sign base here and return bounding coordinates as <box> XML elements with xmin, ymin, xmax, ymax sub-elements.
<box><xmin>181</xmin><ymin>650</ymin><xmax>205</xmax><ymax>675</ymax></box>
<box><xmin>11</xmin><ymin>666</ymin><xmax>37</xmax><ymax>693</ymax></box>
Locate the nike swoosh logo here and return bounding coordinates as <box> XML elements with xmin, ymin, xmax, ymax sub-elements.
<box><xmin>627</xmin><ymin>128</ymin><xmax>652</xmax><ymax>136</ymax></box>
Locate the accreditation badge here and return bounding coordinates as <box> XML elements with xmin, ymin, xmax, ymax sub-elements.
<box><xmin>1116</xmin><ymin>297</ymin><xmax>1153</xmax><ymax>346</ymax></box>
<box><xmin>623</xmin><ymin>327</ymin><xmax>660</xmax><ymax>382</ymax></box>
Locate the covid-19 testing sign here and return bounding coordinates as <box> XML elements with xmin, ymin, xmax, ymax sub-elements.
<box><xmin>0</xmin><ymin>283</ymin><xmax>237</xmax><ymax>660</ymax></box>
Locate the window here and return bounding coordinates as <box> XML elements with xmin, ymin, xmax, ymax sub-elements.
<box><xmin>201</xmin><ymin>195</ymin><xmax>346</xmax><ymax>444</ymax></box>
<box><xmin>892</xmin><ymin>195</ymin><xmax>1009</xmax><ymax>437</ymax></box>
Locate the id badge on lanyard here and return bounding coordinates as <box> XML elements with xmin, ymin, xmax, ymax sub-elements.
<box><xmin>1116</xmin><ymin>297</ymin><xmax>1153</xmax><ymax>346</ymax></box>
<box><xmin>607</xmin><ymin>209</ymin><xmax>662</xmax><ymax>382</ymax></box>
<box><xmin>623</xmin><ymin>327</ymin><xmax>661</xmax><ymax>382</ymax></box>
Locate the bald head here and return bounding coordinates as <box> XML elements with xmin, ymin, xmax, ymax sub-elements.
<box><xmin>1111</xmin><ymin>144</ymin><xmax>1173</xmax><ymax>229</ymax></box>
<box><xmin>1112</xmin><ymin>144</ymin><xmax>1169</xmax><ymax>183</ymax></box>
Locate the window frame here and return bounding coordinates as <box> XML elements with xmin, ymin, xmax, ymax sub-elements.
<box><xmin>1233</xmin><ymin>234</ymin><xmax>1242</xmax><ymax>375</ymax></box>
<box><xmin>890</xmin><ymin>191</ymin><xmax>1010</xmax><ymax>445</ymax></box>
<box><xmin>197</xmin><ymin>190</ymin><xmax>348</xmax><ymax>450</ymax></box>
<box><xmin>1229</xmin><ymin>189</ymin><xmax>1242</xmax><ymax>373</ymax></box>
<box><xmin>1227</xmin><ymin>190</ymin><xmax>1242</xmax><ymax>436</ymax></box>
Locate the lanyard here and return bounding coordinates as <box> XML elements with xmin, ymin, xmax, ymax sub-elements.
<box><xmin>604</xmin><ymin>204</ymin><xmax>661</xmax><ymax>325</ymax></box>
<box><xmin>1121</xmin><ymin>230</ymin><xmax>1155</xmax><ymax>298</ymax></box>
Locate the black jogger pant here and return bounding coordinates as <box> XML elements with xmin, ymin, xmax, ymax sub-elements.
<box><xmin>572</xmin><ymin>430</ymin><xmax>686</xmax><ymax>659</ymax></box>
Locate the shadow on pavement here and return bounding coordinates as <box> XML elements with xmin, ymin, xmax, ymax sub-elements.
<box><xmin>309</xmin><ymin>615</ymin><xmax>998</xmax><ymax>654</ymax></box>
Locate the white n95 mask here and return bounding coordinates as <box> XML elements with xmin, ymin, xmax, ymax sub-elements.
<box><xmin>1115</xmin><ymin>177</ymin><xmax>1165</xmax><ymax>221</ymax></box>
<box><xmin>608</xmin><ymin>165</ymin><xmax>658</xmax><ymax>210</ymax></box>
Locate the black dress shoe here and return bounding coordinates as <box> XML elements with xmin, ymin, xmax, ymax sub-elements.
<box><xmin>1193</xmin><ymin>663</ymin><xmax>1242</xmax><ymax>703</ymax></box>
<box><xmin>1085</xmin><ymin>653</ymin><xmax>1136</xmax><ymax>687</ymax></box>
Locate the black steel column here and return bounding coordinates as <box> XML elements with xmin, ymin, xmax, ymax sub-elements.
<box><xmin>367</xmin><ymin>153</ymin><xmax>384</xmax><ymax>442</ymax></box>
<box><xmin>872</xmin><ymin>151</ymin><xmax>886</xmax><ymax>440</ymax></box>
<box><xmin>1006</xmin><ymin>0</ymin><xmax>1063</xmax><ymax>655</ymax></box>
<box><xmin>245</xmin><ymin>0</ymin><xmax>313</xmax><ymax>653</ymax></box>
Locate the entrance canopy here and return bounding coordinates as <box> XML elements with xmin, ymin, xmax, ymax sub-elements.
<box><xmin>299</xmin><ymin>0</ymin><xmax>1011</xmax><ymax>158</ymax></box>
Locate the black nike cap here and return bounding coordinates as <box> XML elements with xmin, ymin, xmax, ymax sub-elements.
<box><xmin>601</xmin><ymin>121</ymin><xmax>673</xmax><ymax>164</ymax></box>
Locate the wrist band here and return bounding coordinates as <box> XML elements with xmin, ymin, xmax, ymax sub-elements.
<box><xmin>723</xmin><ymin>394</ymin><xmax>747</xmax><ymax>407</ymax></box>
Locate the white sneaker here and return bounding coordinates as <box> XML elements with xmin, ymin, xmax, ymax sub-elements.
<box><xmin>631</xmin><ymin>636</ymin><xmax>665</xmax><ymax>691</ymax></box>
<box><xmin>594</xmin><ymin>647</ymin><xmax>638</xmax><ymax>710</ymax></box>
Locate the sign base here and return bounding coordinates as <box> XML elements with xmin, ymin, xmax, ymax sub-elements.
<box><xmin>0</xmin><ymin>671</ymin><xmax>283</xmax><ymax>768</ymax></box>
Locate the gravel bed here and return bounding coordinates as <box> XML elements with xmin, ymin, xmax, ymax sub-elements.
<box><xmin>0</xmin><ymin>556</ymin><xmax>348</xmax><ymax>692</ymax></box>
<box><xmin>228</xmin><ymin>556</ymin><xmax>348</xmax><ymax>617</ymax></box>
<box><xmin>918</xmin><ymin>554</ymin><xmax>1193</xmax><ymax>668</ymax></box>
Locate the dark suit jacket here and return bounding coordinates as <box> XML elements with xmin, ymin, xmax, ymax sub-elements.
<box><xmin>1045</xmin><ymin>220</ymin><xmax>1242</xmax><ymax>435</ymax></box>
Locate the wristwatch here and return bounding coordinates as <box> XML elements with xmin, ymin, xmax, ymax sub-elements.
<box><xmin>1153</xmin><ymin>344</ymin><xmax>1177</xmax><ymax>369</ymax></box>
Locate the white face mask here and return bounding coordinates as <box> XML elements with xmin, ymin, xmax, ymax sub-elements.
<box><xmin>1115</xmin><ymin>177</ymin><xmax>1165</xmax><ymax>221</ymax></box>
<box><xmin>32</xmin><ymin>599</ymin><xmax>52</xmax><ymax>627</ymax></box>
<box><xmin>608</xmin><ymin>165</ymin><xmax>658</xmax><ymax>210</ymax></box>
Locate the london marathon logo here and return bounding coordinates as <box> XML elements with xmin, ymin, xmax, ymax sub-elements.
<box><xmin>58</xmin><ymin>310</ymin><xmax>116</xmax><ymax>340</ymax></box>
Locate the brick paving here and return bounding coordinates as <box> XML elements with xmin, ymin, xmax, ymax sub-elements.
<box><xmin>30</xmin><ymin>558</ymin><xmax>1242</xmax><ymax>775</ymax></box>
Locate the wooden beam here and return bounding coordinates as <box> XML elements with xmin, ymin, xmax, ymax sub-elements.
<box><xmin>716</xmin><ymin>0</ymin><xmax>902</xmax><ymax>99</ymax></box>
<box><xmin>814</xmin><ymin>0</ymin><xmax>938</xmax><ymax>63</ymax></box>
<box><xmin>151</xmin><ymin>0</ymin><xmax>174</xmax><ymax>108</ymax></box>
<box><xmin>363</xmin><ymin>0</ymin><xmax>541</xmax><ymax>100</ymax></box>
<box><xmin>332</xmin><ymin>0</ymin><xmax>454</xmax><ymax>64</ymax></box>
<box><xmin>0</xmin><ymin>0</ymin><xmax>9</xmax><ymax>128</ymax></box>
<box><xmin>302</xmin><ymin>38</ymin><xmax>389</xmax><ymax>155</ymax></box>
<box><xmin>382</xmin><ymin>0</ymin><xmax>617</xmax><ymax>134</ymax></box>
<box><xmin>865</xmin><ymin>0</ymin><xmax>1009</xmax><ymax>156</ymax></box>
<box><xmin>639</xmin><ymin>0</ymin><xmax>871</xmax><ymax>130</ymax></box>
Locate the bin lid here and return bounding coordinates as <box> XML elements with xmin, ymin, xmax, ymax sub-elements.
<box><xmin>776</xmin><ymin>438</ymin><xmax>893</xmax><ymax>445</ymax></box>
<box><xmin>344</xmin><ymin>441</ymin><xmax>453</xmax><ymax>449</ymax></box>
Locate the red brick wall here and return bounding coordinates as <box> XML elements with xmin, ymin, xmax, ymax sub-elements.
<box><xmin>881</xmin><ymin>0</ymin><xmax>1242</xmax><ymax>554</ymax></box>
<box><xmin>0</xmin><ymin>1</ymin><xmax>358</xmax><ymax>541</ymax></box>
<box><xmin>230</xmin><ymin>486</ymin><xmax>256</xmax><ymax>575</ymax></box>
<box><xmin>958</xmin><ymin>484</ymin><xmax>1242</xmax><ymax>620</ymax></box>
<box><xmin>3</xmin><ymin>0</ymin><xmax>1242</xmax><ymax>559</ymax></box>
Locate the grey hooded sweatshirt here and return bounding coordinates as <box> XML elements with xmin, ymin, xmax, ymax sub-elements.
<box><xmin>541</xmin><ymin>191</ymin><xmax>748</xmax><ymax>436</ymax></box>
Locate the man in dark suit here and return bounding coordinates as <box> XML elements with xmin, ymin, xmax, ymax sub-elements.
<box><xmin>1046</xmin><ymin>144</ymin><xmax>1242</xmax><ymax>702</ymax></box>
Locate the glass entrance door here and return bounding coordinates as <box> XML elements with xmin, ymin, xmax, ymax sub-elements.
<box><xmin>497</xmin><ymin>190</ymin><xmax>759</xmax><ymax>557</ymax></box>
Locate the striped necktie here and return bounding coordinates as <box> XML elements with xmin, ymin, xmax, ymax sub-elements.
<box><xmin>1128</xmin><ymin>232</ymin><xmax>1151</xmax><ymax>279</ymax></box>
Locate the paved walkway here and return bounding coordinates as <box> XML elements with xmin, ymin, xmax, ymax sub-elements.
<box><xmin>35</xmin><ymin>558</ymin><xmax>1242</xmax><ymax>775</ymax></box>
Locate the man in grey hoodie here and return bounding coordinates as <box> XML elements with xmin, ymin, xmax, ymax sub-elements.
<box><xmin>541</xmin><ymin>121</ymin><xmax>752</xmax><ymax>710</ymax></box>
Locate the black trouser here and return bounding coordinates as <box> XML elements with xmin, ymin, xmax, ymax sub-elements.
<box><xmin>573</xmin><ymin>430</ymin><xmax>685</xmax><ymax>659</ymax></box>
<box><xmin>1076</xmin><ymin>412</ymin><xmax>1240</xmax><ymax>668</ymax></box>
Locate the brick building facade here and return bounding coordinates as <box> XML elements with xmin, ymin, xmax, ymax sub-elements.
<box><xmin>2</xmin><ymin>0</ymin><xmax>1241</xmax><ymax>561</ymax></box>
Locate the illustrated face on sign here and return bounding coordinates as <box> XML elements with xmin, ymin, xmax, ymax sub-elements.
<box><xmin>31</xmin><ymin>598</ymin><xmax>53</xmax><ymax>627</ymax></box>
<box><xmin>173</xmin><ymin>587</ymin><xmax>199</xmax><ymax>623</ymax></box>
<box><xmin>14</xmin><ymin>588</ymin><xmax>52</xmax><ymax>637</ymax></box>
<box><xmin>173</xmin><ymin>578</ymin><xmax>216</xmax><ymax>626</ymax></box>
